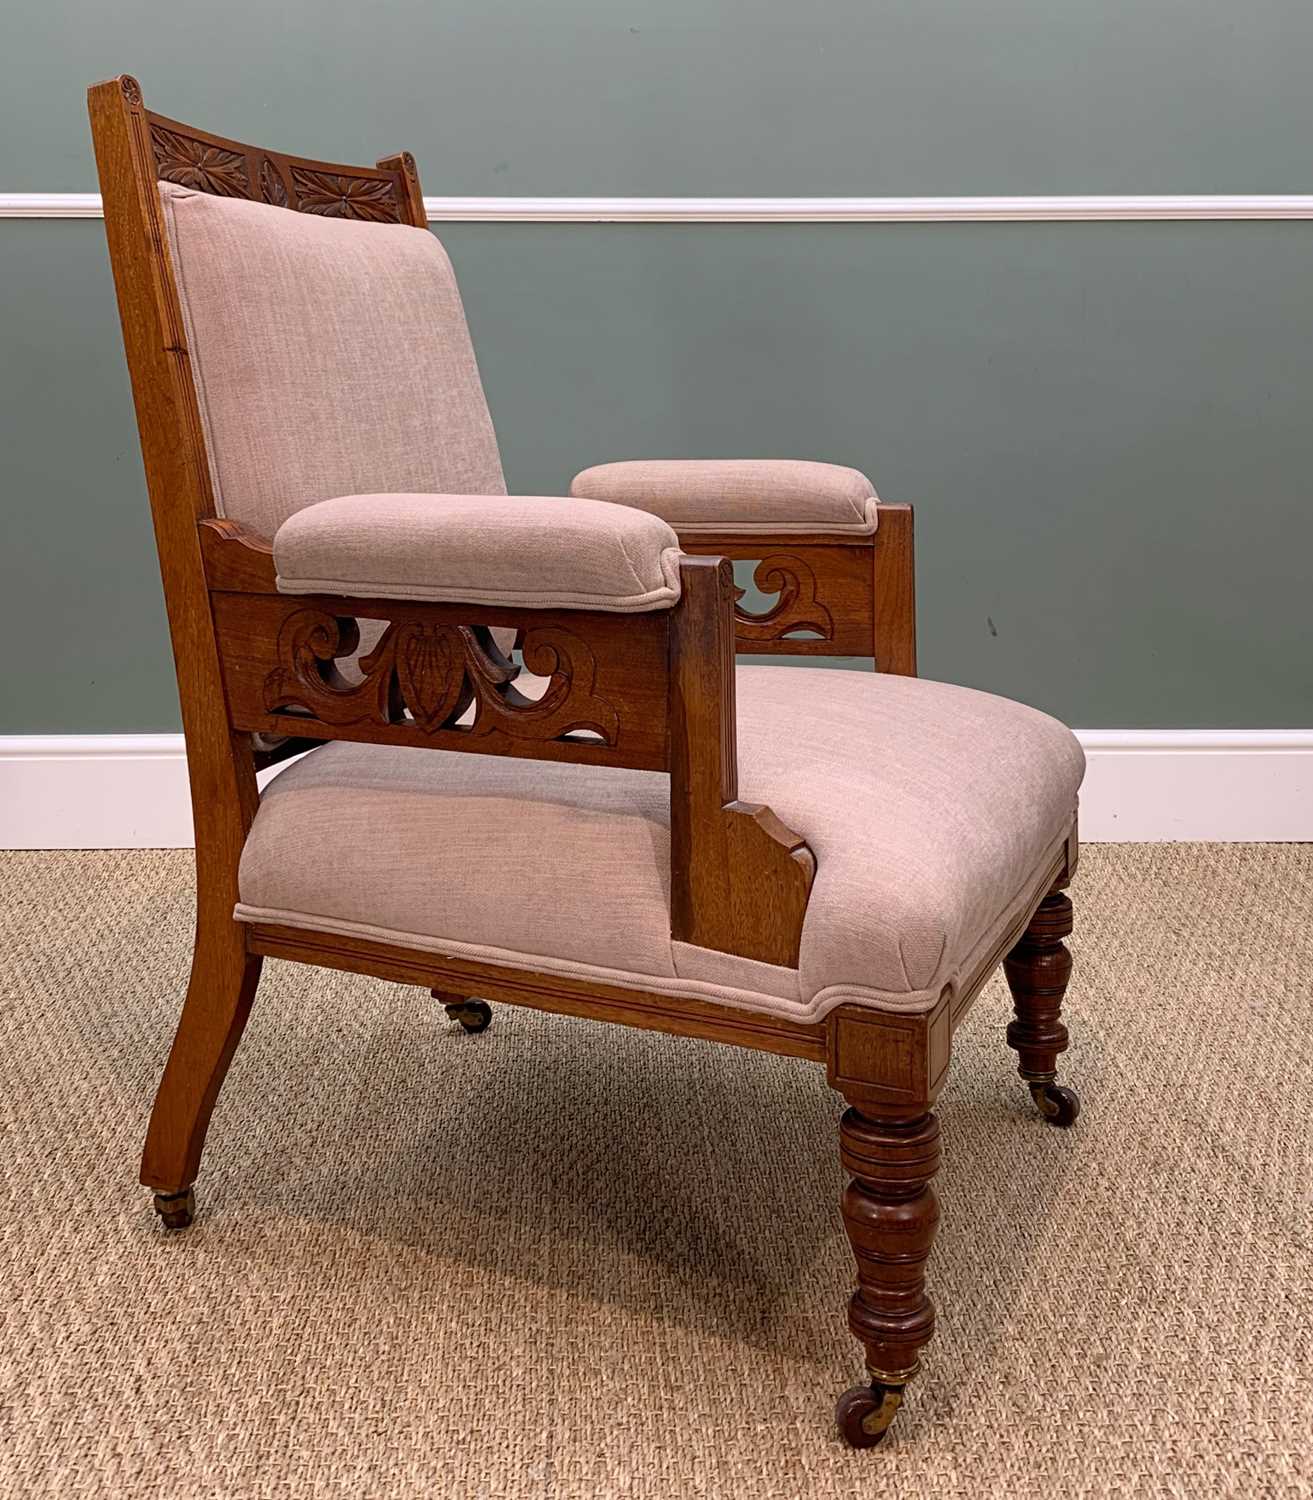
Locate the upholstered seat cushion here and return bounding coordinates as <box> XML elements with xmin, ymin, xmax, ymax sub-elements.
<box><xmin>236</xmin><ymin>667</ymin><xmax>1082</xmax><ymax>1023</ymax></box>
<box><xmin>273</xmin><ymin>493</ymin><xmax>683</xmax><ymax>611</ymax></box>
<box><xmin>570</xmin><ymin>459</ymin><xmax>880</xmax><ymax>535</ymax></box>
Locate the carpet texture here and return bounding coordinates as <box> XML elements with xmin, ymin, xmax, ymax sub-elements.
<box><xmin>1</xmin><ymin>844</ymin><xmax>1310</xmax><ymax>1499</ymax></box>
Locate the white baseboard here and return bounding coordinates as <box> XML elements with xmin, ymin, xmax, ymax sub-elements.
<box><xmin>0</xmin><ymin>735</ymin><xmax>195</xmax><ymax>849</ymax></box>
<box><xmin>0</xmin><ymin>730</ymin><xmax>1309</xmax><ymax>849</ymax></box>
<box><xmin>1075</xmin><ymin>730</ymin><xmax>1312</xmax><ymax>841</ymax></box>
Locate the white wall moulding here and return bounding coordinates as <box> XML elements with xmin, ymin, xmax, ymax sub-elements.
<box><xmin>0</xmin><ymin>193</ymin><xmax>106</xmax><ymax>218</ymax></box>
<box><xmin>1</xmin><ymin>731</ymin><xmax>1309</xmax><ymax>850</ymax></box>
<box><xmin>4</xmin><ymin>193</ymin><xmax>1313</xmax><ymax>223</ymax></box>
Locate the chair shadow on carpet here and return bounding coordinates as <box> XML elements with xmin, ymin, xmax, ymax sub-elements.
<box><xmin>162</xmin><ymin>974</ymin><xmax>1086</xmax><ymax>1388</ymax></box>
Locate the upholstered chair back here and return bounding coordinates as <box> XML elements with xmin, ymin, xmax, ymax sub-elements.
<box><xmin>158</xmin><ymin>182</ymin><xmax>506</xmax><ymax>539</ymax></box>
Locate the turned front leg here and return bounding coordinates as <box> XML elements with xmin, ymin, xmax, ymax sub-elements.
<box><xmin>1004</xmin><ymin>887</ymin><xmax>1080</xmax><ymax>1125</ymax></box>
<box><xmin>835</xmin><ymin>1105</ymin><xmax>941</xmax><ymax>1448</ymax></box>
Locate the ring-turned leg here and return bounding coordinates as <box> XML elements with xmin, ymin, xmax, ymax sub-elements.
<box><xmin>141</xmin><ymin>919</ymin><xmax>262</xmax><ymax>1229</ymax></box>
<box><xmin>835</xmin><ymin>1106</ymin><xmax>942</xmax><ymax>1448</ymax></box>
<box><xmin>432</xmin><ymin>988</ymin><xmax>493</xmax><ymax>1034</ymax></box>
<box><xmin>1004</xmin><ymin>887</ymin><xmax>1079</xmax><ymax>1126</ymax></box>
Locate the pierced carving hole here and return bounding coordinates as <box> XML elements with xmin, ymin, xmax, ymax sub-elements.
<box><xmin>260</xmin><ymin>609</ymin><xmax>621</xmax><ymax>747</ymax></box>
<box><xmin>732</xmin><ymin>558</ymin><xmax>772</xmax><ymax>615</ymax></box>
<box><xmin>731</xmin><ymin>557</ymin><xmax>834</xmax><ymax>643</ymax></box>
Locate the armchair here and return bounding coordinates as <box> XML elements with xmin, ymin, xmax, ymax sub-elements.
<box><xmin>89</xmin><ymin>75</ymin><xmax>1085</xmax><ymax>1451</ymax></box>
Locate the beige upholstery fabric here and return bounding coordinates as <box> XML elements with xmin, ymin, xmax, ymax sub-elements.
<box><xmin>236</xmin><ymin>668</ymin><xmax>1083</xmax><ymax>1022</ymax></box>
<box><xmin>159</xmin><ymin>182</ymin><xmax>505</xmax><ymax>539</ymax></box>
<box><xmin>274</xmin><ymin>493</ymin><xmax>683</xmax><ymax>611</ymax></box>
<box><xmin>570</xmin><ymin>459</ymin><xmax>879</xmax><ymax>535</ymax></box>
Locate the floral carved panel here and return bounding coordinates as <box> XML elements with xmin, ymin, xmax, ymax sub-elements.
<box><xmin>151</xmin><ymin>125</ymin><xmax>250</xmax><ymax>197</ymax></box>
<box><xmin>146</xmin><ymin>116</ymin><xmax>406</xmax><ymax>222</ymax></box>
<box><xmin>289</xmin><ymin>167</ymin><xmax>403</xmax><ymax>222</ymax></box>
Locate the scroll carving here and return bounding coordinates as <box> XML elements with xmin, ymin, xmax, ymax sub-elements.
<box><xmin>151</xmin><ymin>125</ymin><xmax>250</xmax><ymax>197</ymax></box>
<box><xmin>289</xmin><ymin>167</ymin><xmax>402</xmax><ymax>222</ymax></box>
<box><xmin>733</xmin><ymin>554</ymin><xmax>835</xmax><ymax>643</ymax></box>
<box><xmin>262</xmin><ymin>609</ymin><xmax>619</xmax><ymax>746</ymax></box>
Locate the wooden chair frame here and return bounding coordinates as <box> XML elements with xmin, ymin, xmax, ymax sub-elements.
<box><xmin>88</xmin><ymin>74</ymin><xmax>1080</xmax><ymax>1449</ymax></box>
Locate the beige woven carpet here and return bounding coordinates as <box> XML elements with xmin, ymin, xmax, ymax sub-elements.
<box><xmin>2</xmin><ymin>845</ymin><xmax>1310</xmax><ymax>1499</ymax></box>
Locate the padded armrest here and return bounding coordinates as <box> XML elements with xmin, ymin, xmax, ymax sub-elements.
<box><xmin>570</xmin><ymin>459</ymin><xmax>879</xmax><ymax>536</ymax></box>
<box><xmin>273</xmin><ymin>493</ymin><xmax>683</xmax><ymax>612</ymax></box>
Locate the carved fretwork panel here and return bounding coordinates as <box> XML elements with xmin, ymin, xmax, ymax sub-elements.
<box><xmin>733</xmin><ymin>554</ymin><xmax>836</xmax><ymax>643</ymax></box>
<box><xmin>212</xmin><ymin>593</ymin><xmax>669</xmax><ymax>771</ymax></box>
<box><xmin>679</xmin><ymin>541</ymin><xmax>876</xmax><ymax>657</ymax></box>
<box><xmin>147</xmin><ymin>111</ymin><xmax>409</xmax><ymax>224</ymax></box>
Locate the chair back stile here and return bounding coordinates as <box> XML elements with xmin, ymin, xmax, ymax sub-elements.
<box><xmin>89</xmin><ymin>75</ymin><xmax>262</xmax><ymax>933</ymax></box>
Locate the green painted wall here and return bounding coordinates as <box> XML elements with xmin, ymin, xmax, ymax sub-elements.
<box><xmin>7</xmin><ymin>0</ymin><xmax>1313</xmax><ymax>193</ymax></box>
<box><xmin>2</xmin><ymin>2</ymin><xmax>1311</xmax><ymax>731</ymax></box>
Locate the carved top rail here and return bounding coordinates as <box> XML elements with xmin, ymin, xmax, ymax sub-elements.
<box><xmin>138</xmin><ymin>88</ymin><xmax>419</xmax><ymax>225</ymax></box>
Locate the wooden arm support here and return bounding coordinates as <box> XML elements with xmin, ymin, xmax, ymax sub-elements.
<box><xmin>201</xmin><ymin>519</ymin><xmax>815</xmax><ymax>966</ymax></box>
<box><xmin>669</xmin><ymin>557</ymin><xmax>816</xmax><ymax>965</ymax></box>
<box><xmin>676</xmin><ymin>503</ymin><xmax>916</xmax><ymax>674</ymax></box>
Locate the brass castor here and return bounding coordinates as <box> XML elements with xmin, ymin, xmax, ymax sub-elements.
<box><xmin>445</xmin><ymin>999</ymin><xmax>492</xmax><ymax>1034</ymax></box>
<box><xmin>835</xmin><ymin>1380</ymin><xmax>906</xmax><ymax>1448</ymax></box>
<box><xmin>1028</xmin><ymin>1078</ymin><xmax>1080</xmax><ymax>1127</ymax></box>
<box><xmin>152</xmin><ymin>1187</ymin><xmax>195</xmax><ymax>1230</ymax></box>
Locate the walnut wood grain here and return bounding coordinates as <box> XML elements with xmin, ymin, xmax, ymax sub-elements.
<box><xmin>147</xmin><ymin>109</ymin><xmax>412</xmax><ymax>223</ymax></box>
<box><xmin>827</xmin><ymin>995</ymin><xmax>954</xmax><ymax>1112</ymax></box>
<box><xmin>375</xmin><ymin>150</ymin><xmax>427</xmax><ymax>227</ymax></box>
<box><xmin>1004</xmin><ymin>887</ymin><xmax>1074</xmax><ymax>1078</ymax></box>
<box><xmin>668</xmin><ymin>556</ymin><xmax>815</xmax><ymax>966</ymax></box>
<box><xmin>731</xmin><ymin>553</ymin><xmax>837</xmax><ymax>643</ymax></box>
<box><xmin>199</xmin><ymin>517</ymin><xmax>276</xmax><ymax>592</ymax></box>
<box><xmin>838</xmin><ymin>1106</ymin><xmax>942</xmax><ymax>1383</ymax></box>
<box><xmin>90</xmin><ymin>78</ymin><xmax>264</xmax><ymax>1196</ymax></box>
<box><xmin>212</xmin><ymin>590</ymin><xmax>671</xmax><ymax>770</ymax></box>
<box><xmin>872</xmin><ymin>503</ymin><xmax>916</xmax><ymax>675</ymax></box>
<box><xmin>251</xmin><ymin>924</ymin><xmax>827</xmax><ymax>1061</ymax></box>
<box><xmin>679</xmin><ymin>516</ymin><xmax>916</xmax><ymax>667</ymax></box>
